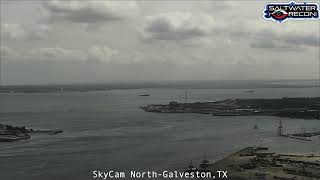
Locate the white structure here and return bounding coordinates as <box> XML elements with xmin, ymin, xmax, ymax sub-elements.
<box><xmin>0</xmin><ymin>124</ymin><xmax>6</xmax><ymax>133</ymax></box>
<box><xmin>278</xmin><ymin>120</ymin><xmax>283</xmax><ymax>136</ymax></box>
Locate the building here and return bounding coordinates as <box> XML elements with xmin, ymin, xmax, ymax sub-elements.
<box><xmin>0</xmin><ymin>124</ymin><xmax>7</xmax><ymax>134</ymax></box>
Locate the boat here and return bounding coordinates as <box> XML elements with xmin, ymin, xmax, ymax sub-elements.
<box><xmin>185</xmin><ymin>160</ymin><xmax>198</xmax><ymax>173</ymax></box>
<box><xmin>244</xmin><ymin>90</ymin><xmax>255</xmax><ymax>93</ymax></box>
<box><xmin>139</xmin><ymin>94</ymin><xmax>150</xmax><ymax>96</ymax></box>
<box><xmin>48</xmin><ymin>130</ymin><xmax>63</xmax><ymax>135</ymax></box>
<box><xmin>199</xmin><ymin>153</ymin><xmax>212</xmax><ymax>168</ymax></box>
<box><xmin>213</xmin><ymin>112</ymin><xmax>241</xmax><ymax>116</ymax></box>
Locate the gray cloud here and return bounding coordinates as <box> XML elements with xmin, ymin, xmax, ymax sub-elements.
<box><xmin>1</xmin><ymin>1</ymin><xmax>319</xmax><ymax>84</ymax></box>
<box><xmin>42</xmin><ymin>1</ymin><xmax>138</xmax><ymax>24</ymax></box>
<box><xmin>142</xmin><ymin>12</ymin><xmax>215</xmax><ymax>41</ymax></box>
<box><xmin>87</xmin><ymin>46</ymin><xmax>118</xmax><ymax>63</ymax></box>
<box><xmin>1</xmin><ymin>24</ymin><xmax>25</xmax><ymax>40</ymax></box>
<box><xmin>1</xmin><ymin>23</ymin><xmax>51</xmax><ymax>40</ymax></box>
<box><xmin>18</xmin><ymin>46</ymin><xmax>122</xmax><ymax>64</ymax></box>
<box><xmin>28</xmin><ymin>47</ymin><xmax>82</xmax><ymax>59</ymax></box>
<box><xmin>250</xmin><ymin>39</ymin><xmax>299</xmax><ymax>51</ymax></box>
<box><xmin>0</xmin><ymin>46</ymin><xmax>14</xmax><ymax>57</ymax></box>
<box><xmin>256</xmin><ymin>29</ymin><xmax>319</xmax><ymax>47</ymax></box>
<box><xmin>282</xmin><ymin>34</ymin><xmax>319</xmax><ymax>47</ymax></box>
<box><xmin>249</xmin><ymin>30</ymin><xmax>319</xmax><ymax>51</ymax></box>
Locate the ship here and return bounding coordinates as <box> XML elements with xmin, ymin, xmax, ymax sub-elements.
<box><xmin>185</xmin><ymin>160</ymin><xmax>198</xmax><ymax>173</ymax></box>
<box><xmin>199</xmin><ymin>153</ymin><xmax>212</xmax><ymax>168</ymax></box>
<box><xmin>244</xmin><ymin>90</ymin><xmax>255</xmax><ymax>93</ymax></box>
<box><xmin>139</xmin><ymin>94</ymin><xmax>150</xmax><ymax>96</ymax></box>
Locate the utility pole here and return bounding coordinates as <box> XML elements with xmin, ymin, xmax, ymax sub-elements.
<box><xmin>0</xmin><ymin>54</ymin><xmax>2</xmax><ymax>87</ymax></box>
<box><xmin>278</xmin><ymin>119</ymin><xmax>283</xmax><ymax>136</ymax></box>
<box><xmin>184</xmin><ymin>89</ymin><xmax>188</xmax><ymax>103</ymax></box>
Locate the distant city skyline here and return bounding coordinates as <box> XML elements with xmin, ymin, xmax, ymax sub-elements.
<box><xmin>0</xmin><ymin>1</ymin><xmax>319</xmax><ymax>85</ymax></box>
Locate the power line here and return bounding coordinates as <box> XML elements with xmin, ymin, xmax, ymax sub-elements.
<box><xmin>0</xmin><ymin>55</ymin><xmax>2</xmax><ymax>87</ymax></box>
<box><xmin>184</xmin><ymin>89</ymin><xmax>188</xmax><ymax>103</ymax></box>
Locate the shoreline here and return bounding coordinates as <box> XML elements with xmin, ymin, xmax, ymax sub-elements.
<box><xmin>0</xmin><ymin>124</ymin><xmax>63</xmax><ymax>142</ymax></box>
<box><xmin>141</xmin><ymin>97</ymin><xmax>320</xmax><ymax>120</ymax></box>
<box><xmin>189</xmin><ymin>146</ymin><xmax>320</xmax><ymax>180</ymax></box>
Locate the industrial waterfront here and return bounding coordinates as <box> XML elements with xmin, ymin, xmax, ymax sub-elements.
<box><xmin>141</xmin><ymin>97</ymin><xmax>320</xmax><ymax>119</ymax></box>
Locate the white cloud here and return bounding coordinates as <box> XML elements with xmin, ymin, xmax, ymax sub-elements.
<box><xmin>0</xmin><ymin>46</ymin><xmax>15</xmax><ymax>57</ymax></box>
<box><xmin>43</xmin><ymin>1</ymin><xmax>138</xmax><ymax>23</ymax></box>
<box><xmin>28</xmin><ymin>24</ymin><xmax>51</xmax><ymax>40</ymax></box>
<box><xmin>1</xmin><ymin>24</ymin><xmax>25</xmax><ymax>40</ymax></box>
<box><xmin>142</xmin><ymin>12</ymin><xmax>215</xmax><ymax>41</ymax></box>
<box><xmin>28</xmin><ymin>47</ymin><xmax>83</xmax><ymax>60</ymax></box>
<box><xmin>87</xmin><ymin>46</ymin><xmax>118</xmax><ymax>63</ymax></box>
<box><xmin>1</xmin><ymin>23</ymin><xmax>51</xmax><ymax>40</ymax></box>
<box><xmin>10</xmin><ymin>46</ymin><xmax>121</xmax><ymax>63</ymax></box>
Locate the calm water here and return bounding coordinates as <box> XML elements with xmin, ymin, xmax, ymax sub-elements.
<box><xmin>0</xmin><ymin>87</ymin><xmax>320</xmax><ymax>180</ymax></box>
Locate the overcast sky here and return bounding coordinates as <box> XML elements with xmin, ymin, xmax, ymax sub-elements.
<box><xmin>0</xmin><ymin>0</ymin><xmax>319</xmax><ymax>85</ymax></box>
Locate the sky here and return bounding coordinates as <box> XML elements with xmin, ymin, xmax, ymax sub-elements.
<box><xmin>0</xmin><ymin>0</ymin><xmax>319</xmax><ymax>85</ymax></box>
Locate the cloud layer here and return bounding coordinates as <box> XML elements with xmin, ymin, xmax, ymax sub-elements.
<box><xmin>43</xmin><ymin>1</ymin><xmax>138</xmax><ymax>23</ymax></box>
<box><xmin>1</xmin><ymin>23</ymin><xmax>51</xmax><ymax>40</ymax></box>
<box><xmin>143</xmin><ymin>12</ymin><xmax>215</xmax><ymax>41</ymax></box>
<box><xmin>1</xmin><ymin>1</ymin><xmax>319</xmax><ymax>84</ymax></box>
